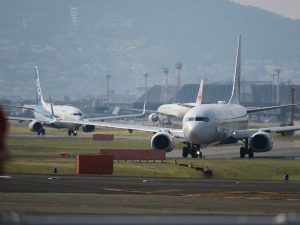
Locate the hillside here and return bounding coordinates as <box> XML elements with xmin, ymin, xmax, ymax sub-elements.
<box><xmin>0</xmin><ymin>0</ymin><xmax>299</xmax><ymax>100</ymax></box>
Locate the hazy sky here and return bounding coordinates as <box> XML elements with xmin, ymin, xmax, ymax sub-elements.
<box><xmin>232</xmin><ymin>0</ymin><xmax>300</xmax><ymax>19</ymax></box>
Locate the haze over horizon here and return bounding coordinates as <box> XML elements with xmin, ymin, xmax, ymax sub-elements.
<box><xmin>0</xmin><ymin>0</ymin><xmax>300</xmax><ymax>101</ymax></box>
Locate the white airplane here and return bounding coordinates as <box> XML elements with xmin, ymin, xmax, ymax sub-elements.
<box><xmin>60</xmin><ymin>35</ymin><xmax>300</xmax><ymax>158</ymax></box>
<box><xmin>7</xmin><ymin>66</ymin><xmax>146</xmax><ymax>136</ymax></box>
<box><xmin>148</xmin><ymin>80</ymin><xmax>204</xmax><ymax>123</ymax></box>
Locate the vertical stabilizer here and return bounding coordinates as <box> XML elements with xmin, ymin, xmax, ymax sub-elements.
<box><xmin>196</xmin><ymin>79</ymin><xmax>204</xmax><ymax>105</ymax></box>
<box><xmin>35</xmin><ymin>66</ymin><xmax>46</xmax><ymax>106</ymax></box>
<box><xmin>228</xmin><ymin>35</ymin><xmax>241</xmax><ymax>104</ymax></box>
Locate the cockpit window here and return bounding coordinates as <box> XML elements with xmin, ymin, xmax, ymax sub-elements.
<box><xmin>195</xmin><ymin>117</ymin><xmax>209</xmax><ymax>122</ymax></box>
<box><xmin>73</xmin><ymin>112</ymin><xmax>83</xmax><ymax>116</ymax></box>
<box><xmin>187</xmin><ymin>117</ymin><xmax>209</xmax><ymax>122</ymax></box>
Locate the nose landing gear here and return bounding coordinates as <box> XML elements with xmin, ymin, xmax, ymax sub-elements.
<box><xmin>182</xmin><ymin>142</ymin><xmax>203</xmax><ymax>158</ymax></box>
<box><xmin>68</xmin><ymin>129</ymin><xmax>78</xmax><ymax>136</ymax></box>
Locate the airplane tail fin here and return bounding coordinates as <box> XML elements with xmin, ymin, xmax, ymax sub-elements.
<box><xmin>35</xmin><ymin>66</ymin><xmax>46</xmax><ymax>107</ymax></box>
<box><xmin>196</xmin><ymin>79</ymin><xmax>204</xmax><ymax>105</ymax></box>
<box><xmin>228</xmin><ymin>35</ymin><xmax>241</xmax><ymax>104</ymax></box>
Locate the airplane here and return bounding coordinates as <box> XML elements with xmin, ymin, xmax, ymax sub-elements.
<box><xmin>147</xmin><ymin>79</ymin><xmax>204</xmax><ymax>124</ymax></box>
<box><xmin>57</xmin><ymin>35</ymin><xmax>300</xmax><ymax>158</ymax></box>
<box><xmin>6</xmin><ymin>66</ymin><xmax>146</xmax><ymax>136</ymax></box>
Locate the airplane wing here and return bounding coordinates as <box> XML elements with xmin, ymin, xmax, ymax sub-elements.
<box><xmin>6</xmin><ymin>116</ymin><xmax>33</xmax><ymax>122</ymax></box>
<box><xmin>57</xmin><ymin>119</ymin><xmax>185</xmax><ymax>138</ymax></box>
<box><xmin>246</xmin><ymin>103</ymin><xmax>299</xmax><ymax>113</ymax></box>
<box><xmin>6</xmin><ymin>116</ymin><xmax>57</xmax><ymax>125</ymax></box>
<box><xmin>177</xmin><ymin>103</ymin><xmax>196</xmax><ymax>108</ymax></box>
<box><xmin>3</xmin><ymin>104</ymin><xmax>35</xmax><ymax>111</ymax></box>
<box><xmin>231</xmin><ymin>125</ymin><xmax>300</xmax><ymax>139</ymax></box>
<box><xmin>88</xmin><ymin>102</ymin><xmax>147</xmax><ymax>121</ymax></box>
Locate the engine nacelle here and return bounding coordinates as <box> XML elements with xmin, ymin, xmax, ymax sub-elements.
<box><xmin>150</xmin><ymin>131</ymin><xmax>174</xmax><ymax>152</ymax></box>
<box><xmin>82</xmin><ymin>125</ymin><xmax>95</xmax><ymax>132</ymax></box>
<box><xmin>249</xmin><ymin>131</ymin><xmax>273</xmax><ymax>152</ymax></box>
<box><xmin>29</xmin><ymin>120</ymin><xmax>43</xmax><ymax>132</ymax></box>
<box><xmin>148</xmin><ymin>113</ymin><xmax>159</xmax><ymax>123</ymax></box>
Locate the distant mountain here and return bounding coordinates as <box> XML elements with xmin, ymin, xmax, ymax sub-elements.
<box><xmin>0</xmin><ymin>0</ymin><xmax>300</xmax><ymax>100</ymax></box>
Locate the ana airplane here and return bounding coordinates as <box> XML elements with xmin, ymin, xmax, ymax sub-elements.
<box><xmin>7</xmin><ymin>66</ymin><xmax>146</xmax><ymax>136</ymax></box>
<box><xmin>60</xmin><ymin>35</ymin><xmax>300</xmax><ymax>158</ymax></box>
<box><xmin>148</xmin><ymin>80</ymin><xmax>204</xmax><ymax>123</ymax></box>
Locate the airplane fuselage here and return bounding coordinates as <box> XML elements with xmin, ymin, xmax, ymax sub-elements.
<box><xmin>34</xmin><ymin>104</ymin><xmax>83</xmax><ymax>130</ymax></box>
<box><xmin>182</xmin><ymin>103</ymin><xmax>249</xmax><ymax>145</ymax></box>
<box><xmin>157</xmin><ymin>104</ymin><xmax>192</xmax><ymax>118</ymax></box>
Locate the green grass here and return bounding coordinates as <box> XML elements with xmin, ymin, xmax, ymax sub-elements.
<box><xmin>4</xmin><ymin>157</ymin><xmax>300</xmax><ymax>181</ymax></box>
<box><xmin>4</xmin><ymin>124</ymin><xmax>300</xmax><ymax>181</ymax></box>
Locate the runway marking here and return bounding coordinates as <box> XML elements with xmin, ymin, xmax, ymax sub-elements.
<box><xmin>102</xmin><ymin>188</ymin><xmax>147</xmax><ymax>194</ymax></box>
<box><xmin>151</xmin><ymin>189</ymin><xmax>179</xmax><ymax>194</ymax></box>
<box><xmin>183</xmin><ymin>191</ymin><xmax>300</xmax><ymax>201</ymax></box>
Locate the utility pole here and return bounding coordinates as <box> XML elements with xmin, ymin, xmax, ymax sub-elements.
<box><xmin>105</xmin><ymin>74</ymin><xmax>112</xmax><ymax>104</ymax></box>
<box><xmin>163</xmin><ymin>68</ymin><xmax>169</xmax><ymax>103</ymax></box>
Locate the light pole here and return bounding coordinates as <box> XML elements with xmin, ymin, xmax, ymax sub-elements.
<box><xmin>163</xmin><ymin>68</ymin><xmax>169</xmax><ymax>103</ymax></box>
<box><xmin>175</xmin><ymin>62</ymin><xmax>182</xmax><ymax>92</ymax></box>
<box><xmin>274</xmin><ymin>69</ymin><xmax>280</xmax><ymax>104</ymax></box>
<box><xmin>105</xmin><ymin>74</ymin><xmax>112</xmax><ymax>104</ymax></box>
<box><xmin>271</xmin><ymin>69</ymin><xmax>280</xmax><ymax>104</ymax></box>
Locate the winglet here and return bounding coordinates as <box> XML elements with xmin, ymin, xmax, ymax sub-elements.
<box><xmin>196</xmin><ymin>79</ymin><xmax>204</xmax><ymax>105</ymax></box>
<box><xmin>35</xmin><ymin>66</ymin><xmax>46</xmax><ymax>106</ymax></box>
<box><xmin>228</xmin><ymin>35</ymin><xmax>241</xmax><ymax>104</ymax></box>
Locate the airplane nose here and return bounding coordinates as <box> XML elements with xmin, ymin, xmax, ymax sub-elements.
<box><xmin>183</xmin><ymin>122</ymin><xmax>202</xmax><ymax>144</ymax></box>
<box><xmin>183</xmin><ymin>121</ymin><xmax>216</xmax><ymax>144</ymax></box>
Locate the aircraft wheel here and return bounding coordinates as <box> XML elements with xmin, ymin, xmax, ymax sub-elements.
<box><xmin>68</xmin><ymin>130</ymin><xmax>72</xmax><ymax>136</ymax></box>
<box><xmin>248</xmin><ymin>148</ymin><xmax>254</xmax><ymax>158</ymax></box>
<box><xmin>73</xmin><ymin>130</ymin><xmax>77</xmax><ymax>136</ymax></box>
<box><xmin>191</xmin><ymin>148</ymin><xmax>198</xmax><ymax>158</ymax></box>
<box><xmin>182</xmin><ymin>147</ymin><xmax>189</xmax><ymax>158</ymax></box>
<box><xmin>240</xmin><ymin>147</ymin><xmax>246</xmax><ymax>158</ymax></box>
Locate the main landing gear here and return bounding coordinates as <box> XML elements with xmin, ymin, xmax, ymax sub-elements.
<box><xmin>68</xmin><ymin>129</ymin><xmax>77</xmax><ymax>136</ymax></box>
<box><xmin>37</xmin><ymin>129</ymin><xmax>45</xmax><ymax>135</ymax></box>
<box><xmin>182</xmin><ymin>142</ymin><xmax>202</xmax><ymax>158</ymax></box>
<box><xmin>240</xmin><ymin>138</ymin><xmax>254</xmax><ymax>158</ymax></box>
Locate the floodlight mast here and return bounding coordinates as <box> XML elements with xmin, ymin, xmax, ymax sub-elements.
<box><xmin>105</xmin><ymin>74</ymin><xmax>112</xmax><ymax>104</ymax></box>
<box><xmin>163</xmin><ymin>67</ymin><xmax>169</xmax><ymax>103</ymax></box>
<box><xmin>175</xmin><ymin>62</ymin><xmax>182</xmax><ymax>91</ymax></box>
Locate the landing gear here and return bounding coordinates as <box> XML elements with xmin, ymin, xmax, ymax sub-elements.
<box><xmin>182</xmin><ymin>142</ymin><xmax>202</xmax><ymax>158</ymax></box>
<box><xmin>182</xmin><ymin>146</ymin><xmax>189</xmax><ymax>158</ymax></box>
<box><xmin>68</xmin><ymin>129</ymin><xmax>78</xmax><ymax>136</ymax></box>
<box><xmin>240</xmin><ymin>138</ymin><xmax>254</xmax><ymax>158</ymax></box>
<box><xmin>37</xmin><ymin>129</ymin><xmax>45</xmax><ymax>136</ymax></box>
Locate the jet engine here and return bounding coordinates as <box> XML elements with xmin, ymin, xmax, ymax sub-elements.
<box><xmin>29</xmin><ymin>120</ymin><xmax>43</xmax><ymax>132</ymax></box>
<box><xmin>249</xmin><ymin>131</ymin><xmax>273</xmax><ymax>152</ymax></box>
<box><xmin>148</xmin><ymin>113</ymin><xmax>159</xmax><ymax>123</ymax></box>
<box><xmin>82</xmin><ymin>125</ymin><xmax>95</xmax><ymax>132</ymax></box>
<box><xmin>150</xmin><ymin>131</ymin><xmax>174</xmax><ymax>152</ymax></box>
